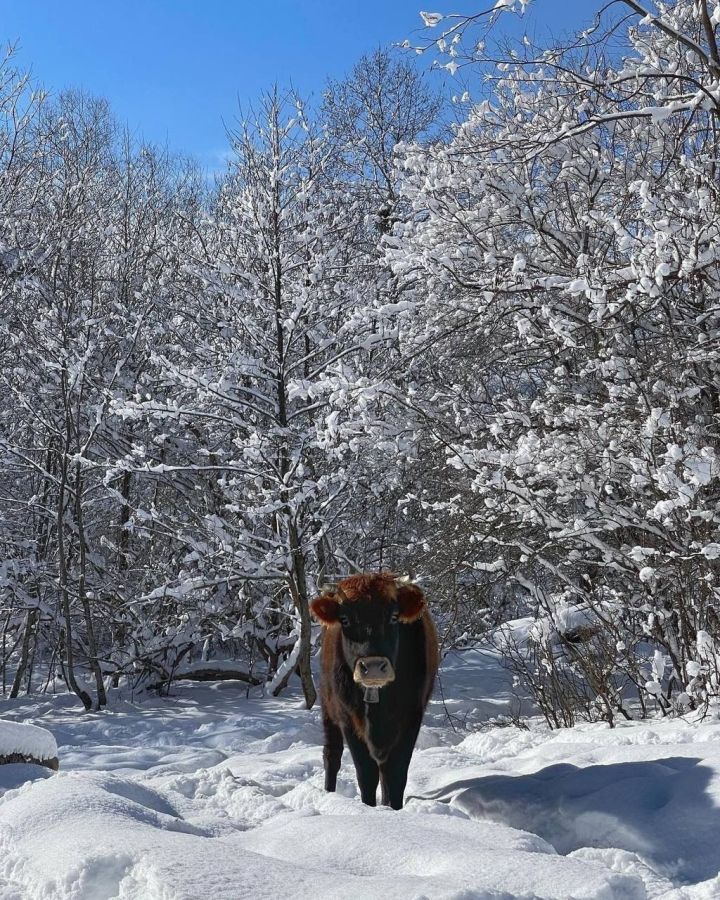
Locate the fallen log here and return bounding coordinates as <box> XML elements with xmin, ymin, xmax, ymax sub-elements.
<box><xmin>170</xmin><ymin>667</ymin><xmax>263</xmax><ymax>686</ymax></box>
<box><xmin>148</xmin><ymin>662</ymin><xmax>264</xmax><ymax>691</ymax></box>
<box><xmin>0</xmin><ymin>751</ymin><xmax>59</xmax><ymax>771</ymax></box>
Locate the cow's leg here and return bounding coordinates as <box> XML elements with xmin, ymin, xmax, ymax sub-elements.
<box><xmin>380</xmin><ymin>716</ymin><xmax>422</xmax><ymax>810</ymax></box>
<box><xmin>323</xmin><ymin>712</ymin><xmax>343</xmax><ymax>792</ymax></box>
<box><xmin>344</xmin><ymin>729</ymin><xmax>379</xmax><ymax>806</ymax></box>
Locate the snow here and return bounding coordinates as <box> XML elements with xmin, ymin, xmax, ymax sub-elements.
<box><xmin>2</xmin><ymin>650</ymin><xmax>720</xmax><ymax>897</ymax></box>
<box><xmin>0</xmin><ymin>719</ymin><xmax>57</xmax><ymax>762</ymax></box>
<box><xmin>419</xmin><ymin>11</ymin><xmax>444</xmax><ymax>27</ymax></box>
<box><xmin>639</xmin><ymin>566</ymin><xmax>656</xmax><ymax>584</ymax></box>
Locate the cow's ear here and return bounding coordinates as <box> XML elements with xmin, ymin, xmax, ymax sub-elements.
<box><xmin>310</xmin><ymin>592</ymin><xmax>340</xmax><ymax>626</ymax></box>
<box><xmin>397</xmin><ymin>583</ymin><xmax>425</xmax><ymax>623</ymax></box>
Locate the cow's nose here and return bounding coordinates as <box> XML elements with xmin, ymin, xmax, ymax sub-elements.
<box><xmin>354</xmin><ymin>656</ymin><xmax>395</xmax><ymax>686</ymax></box>
<box><xmin>361</xmin><ymin>659</ymin><xmax>384</xmax><ymax>674</ymax></box>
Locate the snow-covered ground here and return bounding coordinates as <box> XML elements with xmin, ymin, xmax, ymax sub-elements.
<box><xmin>1</xmin><ymin>649</ymin><xmax>720</xmax><ymax>899</ymax></box>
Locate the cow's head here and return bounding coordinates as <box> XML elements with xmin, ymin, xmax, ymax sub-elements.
<box><xmin>310</xmin><ymin>573</ymin><xmax>426</xmax><ymax>689</ymax></box>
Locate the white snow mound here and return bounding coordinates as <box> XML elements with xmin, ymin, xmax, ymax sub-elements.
<box><xmin>0</xmin><ymin>771</ymin><xmax>643</xmax><ymax>900</ymax></box>
<box><xmin>0</xmin><ymin>718</ymin><xmax>57</xmax><ymax>761</ymax></box>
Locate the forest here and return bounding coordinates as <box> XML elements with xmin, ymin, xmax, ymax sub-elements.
<box><xmin>2</xmin><ymin>0</ymin><xmax>720</xmax><ymax>730</ymax></box>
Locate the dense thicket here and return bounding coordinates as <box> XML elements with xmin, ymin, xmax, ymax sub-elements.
<box><xmin>0</xmin><ymin>50</ymin><xmax>439</xmax><ymax>709</ymax></box>
<box><xmin>389</xmin><ymin>0</ymin><xmax>720</xmax><ymax>723</ymax></box>
<box><xmin>3</xmin><ymin>3</ymin><xmax>720</xmax><ymax>723</ymax></box>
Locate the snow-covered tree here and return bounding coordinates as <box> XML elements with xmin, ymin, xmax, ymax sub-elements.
<box><xmin>109</xmin><ymin>90</ymin><xmax>389</xmax><ymax>706</ymax></box>
<box><xmin>386</xmin><ymin>0</ymin><xmax>720</xmax><ymax>717</ymax></box>
<box><xmin>0</xmin><ymin>82</ymin><xmax>201</xmax><ymax>707</ymax></box>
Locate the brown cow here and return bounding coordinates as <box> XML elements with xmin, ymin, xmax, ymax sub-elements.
<box><xmin>310</xmin><ymin>573</ymin><xmax>438</xmax><ymax>809</ymax></box>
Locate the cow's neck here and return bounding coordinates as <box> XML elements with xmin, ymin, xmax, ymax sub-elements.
<box><xmin>363</xmin><ymin>684</ymin><xmax>397</xmax><ymax>747</ymax></box>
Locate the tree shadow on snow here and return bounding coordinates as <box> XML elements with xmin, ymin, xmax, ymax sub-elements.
<box><xmin>417</xmin><ymin>756</ymin><xmax>718</xmax><ymax>885</ymax></box>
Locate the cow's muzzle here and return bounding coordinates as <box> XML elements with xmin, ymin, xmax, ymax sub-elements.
<box><xmin>353</xmin><ymin>656</ymin><xmax>395</xmax><ymax>687</ymax></box>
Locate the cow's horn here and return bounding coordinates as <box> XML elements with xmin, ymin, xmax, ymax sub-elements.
<box><xmin>395</xmin><ymin>575</ymin><xmax>412</xmax><ymax>585</ymax></box>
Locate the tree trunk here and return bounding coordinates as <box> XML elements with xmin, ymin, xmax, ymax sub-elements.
<box><xmin>267</xmin><ymin>94</ymin><xmax>316</xmax><ymax>709</ymax></box>
<box><xmin>286</xmin><ymin>536</ymin><xmax>317</xmax><ymax>709</ymax></box>
<box><xmin>56</xmin><ymin>406</ymin><xmax>93</xmax><ymax>712</ymax></box>
<box><xmin>74</xmin><ymin>460</ymin><xmax>107</xmax><ymax>709</ymax></box>
<box><xmin>9</xmin><ymin>610</ymin><xmax>37</xmax><ymax>699</ymax></box>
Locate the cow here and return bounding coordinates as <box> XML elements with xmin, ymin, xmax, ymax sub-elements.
<box><xmin>310</xmin><ymin>572</ymin><xmax>438</xmax><ymax>810</ymax></box>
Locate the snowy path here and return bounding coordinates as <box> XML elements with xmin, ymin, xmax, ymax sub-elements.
<box><xmin>0</xmin><ymin>651</ymin><xmax>719</xmax><ymax>898</ymax></box>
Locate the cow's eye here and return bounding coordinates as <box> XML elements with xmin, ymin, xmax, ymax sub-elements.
<box><xmin>339</xmin><ymin>614</ymin><xmax>350</xmax><ymax>628</ymax></box>
<box><xmin>389</xmin><ymin>611</ymin><xmax>399</xmax><ymax>624</ymax></box>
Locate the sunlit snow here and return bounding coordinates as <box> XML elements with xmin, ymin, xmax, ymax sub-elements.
<box><xmin>2</xmin><ymin>650</ymin><xmax>720</xmax><ymax>898</ymax></box>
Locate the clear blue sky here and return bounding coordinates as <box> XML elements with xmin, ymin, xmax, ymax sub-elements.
<box><xmin>0</xmin><ymin>1</ymin><xmax>594</xmax><ymax>171</ymax></box>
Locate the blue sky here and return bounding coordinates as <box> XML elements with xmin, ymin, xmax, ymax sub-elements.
<box><xmin>0</xmin><ymin>1</ymin><xmax>594</xmax><ymax>170</ymax></box>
